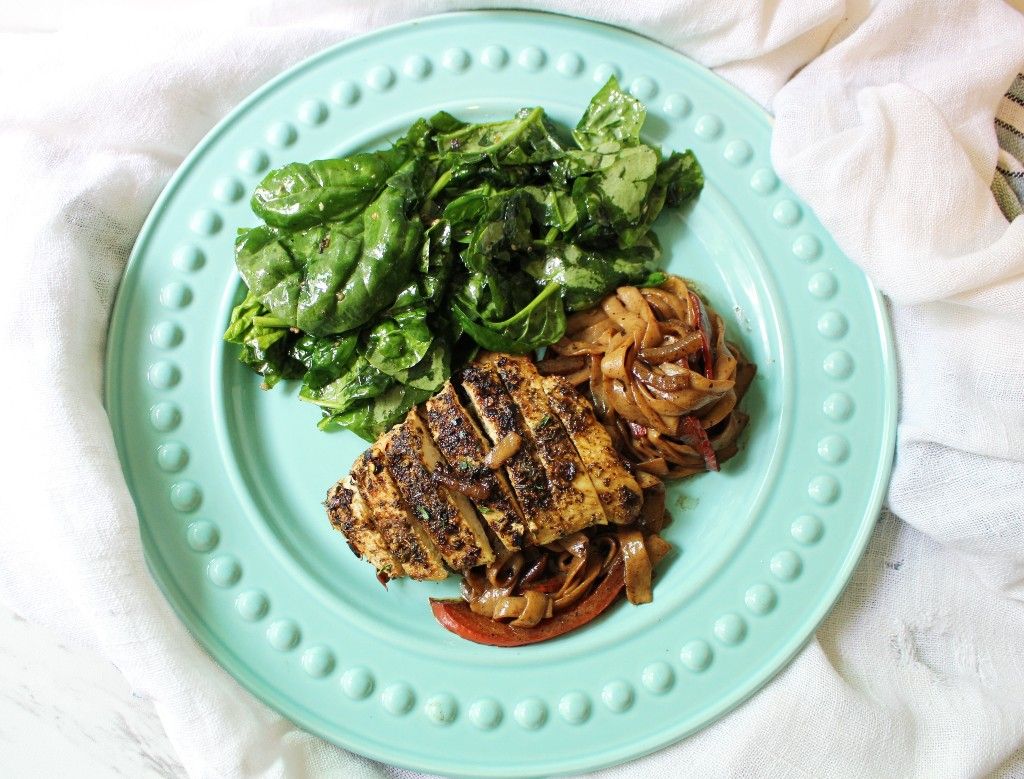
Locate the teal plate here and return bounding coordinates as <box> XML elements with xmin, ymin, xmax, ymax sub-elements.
<box><xmin>106</xmin><ymin>11</ymin><xmax>896</xmax><ymax>778</ymax></box>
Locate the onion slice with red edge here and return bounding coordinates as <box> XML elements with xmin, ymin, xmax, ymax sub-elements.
<box><xmin>682</xmin><ymin>415</ymin><xmax>719</xmax><ymax>471</ymax></box>
<box><xmin>689</xmin><ymin>290</ymin><xmax>715</xmax><ymax>380</ymax></box>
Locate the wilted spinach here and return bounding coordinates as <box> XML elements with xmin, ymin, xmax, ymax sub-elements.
<box><xmin>527</xmin><ymin>239</ymin><xmax>665</xmax><ymax>313</ymax></box>
<box><xmin>223</xmin><ymin>291</ymin><xmax>305</xmax><ymax>389</ymax></box>
<box><xmin>225</xmin><ymin>77</ymin><xmax>704</xmax><ymax>440</ymax></box>
<box><xmin>452</xmin><ymin>281</ymin><xmax>566</xmax><ymax>354</ymax></box>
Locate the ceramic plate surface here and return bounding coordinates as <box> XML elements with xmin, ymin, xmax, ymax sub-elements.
<box><xmin>106</xmin><ymin>11</ymin><xmax>896</xmax><ymax>777</ymax></box>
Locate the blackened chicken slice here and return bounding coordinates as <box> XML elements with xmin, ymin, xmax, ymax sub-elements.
<box><xmin>424</xmin><ymin>382</ymin><xmax>531</xmax><ymax>551</ymax></box>
<box><xmin>384</xmin><ymin>410</ymin><xmax>495</xmax><ymax>572</ymax></box>
<box><xmin>541</xmin><ymin>375</ymin><xmax>642</xmax><ymax>524</ymax></box>
<box><xmin>351</xmin><ymin>450</ymin><xmax>448</xmax><ymax>581</ymax></box>
<box><xmin>326</xmin><ymin>475</ymin><xmax>406</xmax><ymax>579</ymax></box>
<box><xmin>485</xmin><ymin>353</ymin><xmax>607</xmax><ymax>543</ymax></box>
<box><xmin>457</xmin><ymin>360</ymin><xmax>552</xmax><ymax>541</ymax></box>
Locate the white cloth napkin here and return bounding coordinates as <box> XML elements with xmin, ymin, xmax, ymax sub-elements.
<box><xmin>2</xmin><ymin>1</ymin><xmax>1023</xmax><ymax>777</ymax></box>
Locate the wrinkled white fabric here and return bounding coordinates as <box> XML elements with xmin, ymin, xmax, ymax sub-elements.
<box><xmin>1</xmin><ymin>1</ymin><xmax>1023</xmax><ymax>777</ymax></box>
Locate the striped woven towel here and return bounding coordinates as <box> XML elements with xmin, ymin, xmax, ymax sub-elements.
<box><xmin>993</xmin><ymin>73</ymin><xmax>1024</xmax><ymax>220</ymax></box>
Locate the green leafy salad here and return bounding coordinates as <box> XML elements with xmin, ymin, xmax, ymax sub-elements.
<box><xmin>224</xmin><ymin>77</ymin><xmax>704</xmax><ymax>441</ymax></box>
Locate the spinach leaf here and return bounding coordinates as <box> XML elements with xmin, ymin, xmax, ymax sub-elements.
<box><xmin>659</xmin><ymin>149</ymin><xmax>704</xmax><ymax>207</ymax></box>
<box><xmin>428</xmin><ymin>110</ymin><xmax>467</xmax><ymax>134</ymax></box>
<box><xmin>390</xmin><ymin>338</ymin><xmax>451</xmax><ymax>391</ymax></box>
<box><xmin>571</xmin><ymin>144</ymin><xmax>659</xmax><ymax>237</ymax></box>
<box><xmin>251</xmin><ymin>148</ymin><xmax>406</xmax><ymax>228</ymax></box>
<box><xmin>436</xmin><ymin>107</ymin><xmax>567</xmax><ymax>167</ymax></box>
<box><xmin>527</xmin><ymin>240</ymin><xmax>664</xmax><ymax>312</ymax></box>
<box><xmin>452</xmin><ymin>282</ymin><xmax>566</xmax><ymax>353</ymax></box>
<box><xmin>301</xmin><ymin>327</ymin><xmax>443</xmax><ymax>436</ymax></box>
<box><xmin>320</xmin><ymin>383</ymin><xmax>433</xmax><ymax>441</ymax></box>
<box><xmin>299</xmin><ymin>355</ymin><xmax>392</xmax><ymax>412</ymax></box>
<box><xmin>618</xmin><ymin>149</ymin><xmax>704</xmax><ymax>247</ymax></box>
<box><xmin>362</xmin><ymin>306</ymin><xmax>434</xmax><ymax>377</ymax></box>
<box><xmin>233</xmin><ymin>227</ymin><xmax>302</xmax><ymax>323</ymax></box>
<box><xmin>394</xmin><ymin>117</ymin><xmax>434</xmax><ymax>156</ymax></box>
<box><xmin>573</xmin><ymin>76</ymin><xmax>645</xmax><ymax>149</ymax></box>
<box><xmin>460</xmin><ymin>189</ymin><xmax>535</xmax><ymax>273</ymax></box>
<box><xmin>419</xmin><ymin>219</ymin><xmax>454</xmax><ymax>306</ymax></box>
<box><xmin>234</xmin><ymin>220</ymin><xmax>365</xmax><ymax>331</ymax></box>
<box><xmin>445</xmin><ymin>190</ymin><xmax>538</xmax><ymax>325</ymax></box>
<box><xmin>224</xmin><ymin>289</ymin><xmax>268</xmax><ymax>343</ymax></box>
<box><xmin>455</xmin><ymin>265</ymin><xmax>546</xmax><ymax>331</ymax></box>
<box><xmin>442</xmin><ymin>185</ymin><xmax>495</xmax><ymax>230</ymax></box>
<box><xmin>323</xmin><ymin>162</ymin><xmax>425</xmax><ymax>333</ymax></box>
<box><xmin>223</xmin><ymin>291</ymin><xmax>305</xmax><ymax>388</ymax></box>
<box><xmin>390</xmin><ymin>219</ymin><xmax>453</xmax><ymax>310</ymax></box>
<box><xmin>291</xmin><ymin>333</ymin><xmax>358</xmax><ymax>392</ymax></box>
<box><xmin>522</xmin><ymin>186</ymin><xmax>578</xmax><ymax>233</ymax></box>
<box><xmin>294</xmin><ymin>219</ymin><xmax>363</xmax><ymax>333</ymax></box>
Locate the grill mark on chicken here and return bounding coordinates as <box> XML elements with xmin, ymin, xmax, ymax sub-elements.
<box><xmin>325</xmin><ymin>476</ymin><xmax>406</xmax><ymax>577</ymax></box>
<box><xmin>541</xmin><ymin>374</ymin><xmax>643</xmax><ymax>524</ymax></box>
<box><xmin>325</xmin><ymin>482</ymin><xmax>363</xmax><ymax>559</ymax></box>
<box><xmin>424</xmin><ymin>383</ymin><xmax>530</xmax><ymax>551</ymax></box>
<box><xmin>351</xmin><ymin>451</ymin><xmax>447</xmax><ymax>580</ymax></box>
<box><xmin>329</xmin><ymin>356</ymin><xmax>649</xmax><ymax>581</ymax></box>
<box><xmin>487</xmin><ymin>353</ymin><xmax>608</xmax><ymax>542</ymax></box>
<box><xmin>383</xmin><ymin>411</ymin><xmax>494</xmax><ymax>571</ymax></box>
<box><xmin>456</xmin><ymin>362</ymin><xmax>552</xmax><ymax>537</ymax></box>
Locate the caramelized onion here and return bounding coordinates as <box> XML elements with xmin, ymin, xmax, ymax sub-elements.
<box><xmin>431</xmin><ymin>466</ymin><xmax>491</xmax><ymax>501</ymax></box>
<box><xmin>688</xmin><ymin>291</ymin><xmax>715</xmax><ymax>380</ymax></box>
<box><xmin>484</xmin><ymin>431</ymin><xmax>521</xmax><ymax>470</ymax></box>
<box><xmin>457</xmin><ymin>491</ymin><xmax>675</xmax><ymax>632</ymax></box>
<box><xmin>519</xmin><ymin>553</ymin><xmax>549</xmax><ymax>587</ymax></box>
<box><xmin>487</xmin><ymin>550</ymin><xmax>524</xmax><ymax>590</ymax></box>
<box><xmin>511</xmin><ymin>591</ymin><xmax>552</xmax><ymax>627</ymax></box>
<box><xmin>619</xmin><ymin>528</ymin><xmax>653</xmax><ymax>605</ymax></box>
<box><xmin>636</xmin><ymin>457</ymin><xmax>669</xmax><ymax>477</ymax></box>
<box><xmin>641</xmin><ymin>287</ymin><xmax>689</xmax><ymax>321</ymax></box>
<box><xmin>632</xmin><ymin>360</ymin><xmax>692</xmax><ymax>392</ymax></box>
<box><xmin>637</xmin><ymin>478</ymin><xmax>667</xmax><ymax>532</ymax></box>
<box><xmin>545</xmin><ymin>275</ymin><xmax>754</xmax><ymax>478</ymax></box>
<box><xmin>639</xmin><ymin>328</ymin><xmax>702</xmax><ymax>363</ymax></box>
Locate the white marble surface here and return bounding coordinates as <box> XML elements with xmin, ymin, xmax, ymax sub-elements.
<box><xmin>0</xmin><ymin>602</ymin><xmax>185</xmax><ymax>778</ymax></box>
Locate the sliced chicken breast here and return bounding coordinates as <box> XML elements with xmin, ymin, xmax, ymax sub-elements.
<box><xmin>331</xmin><ymin>354</ymin><xmax>658</xmax><ymax>580</ymax></box>
<box><xmin>384</xmin><ymin>410</ymin><xmax>495</xmax><ymax>571</ymax></box>
<box><xmin>326</xmin><ymin>475</ymin><xmax>406</xmax><ymax>579</ymax></box>
<box><xmin>456</xmin><ymin>361</ymin><xmax>552</xmax><ymax>540</ymax></box>
<box><xmin>541</xmin><ymin>374</ymin><xmax>642</xmax><ymax>524</ymax></box>
<box><xmin>351</xmin><ymin>450</ymin><xmax>448</xmax><ymax>580</ymax></box>
<box><xmin>424</xmin><ymin>382</ymin><xmax>531</xmax><ymax>551</ymax></box>
<box><xmin>485</xmin><ymin>353</ymin><xmax>607</xmax><ymax>543</ymax></box>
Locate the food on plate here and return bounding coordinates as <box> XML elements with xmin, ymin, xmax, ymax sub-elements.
<box><xmin>326</xmin><ymin>351</ymin><xmax>673</xmax><ymax>645</ymax></box>
<box><xmin>323</xmin><ymin>271</ymin><xmax>756</xmax><ymax>644</ymax></box>
<box><xmin>424</xmin><ymin>382</ymin><xmax>529</xmax><ymax>552</ymax></box>
<box><xmin>226</xmin><ymin>76</ymin><xmax>756</xmax><ymax>644</ymax></box>
<box><xmin>349</xmin><ymin>451</ymin><xmax>448</xmax><ymax>580</ymax></box>
<box><xmin>326</xmin><ymin>353</ymin><xmax>644</xmax><ymax>581</ymax></box>
<box><xmin>224</xmin><ymin>77</ymin><xmax>704</xmax><ymax>441</ymax></box>
<box><xmin>539</xmin><ymin>276</ymin><xmax>755</xmax><ymax>478</ymax></box>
